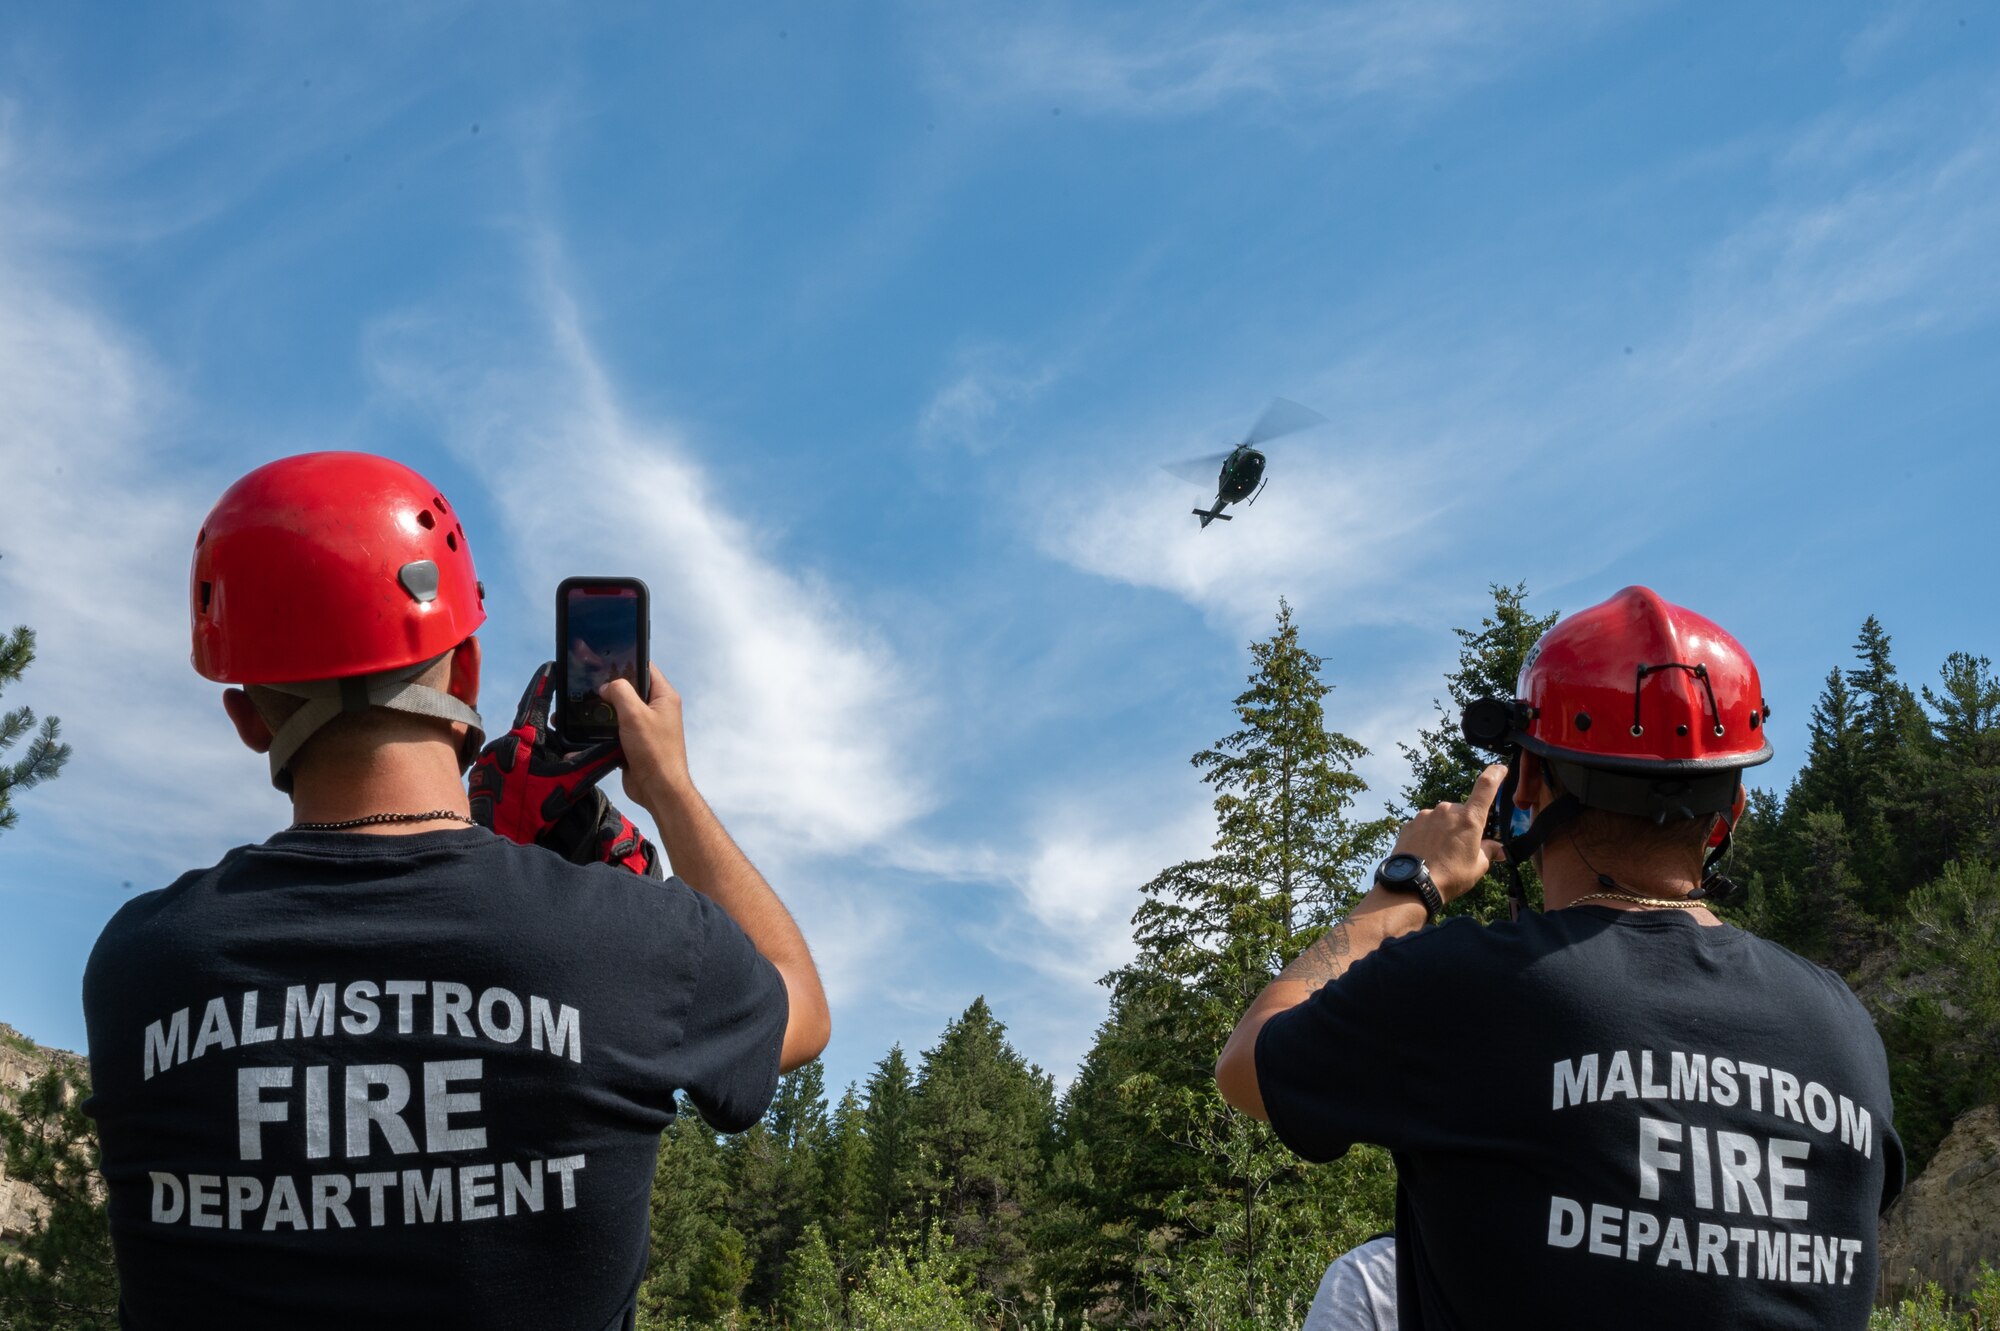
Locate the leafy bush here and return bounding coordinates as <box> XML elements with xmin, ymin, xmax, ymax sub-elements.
<box><xmin>1869</xmin><ymin>1264</ymin><xmax>2000</xmax><ymax>1330</ymax></box>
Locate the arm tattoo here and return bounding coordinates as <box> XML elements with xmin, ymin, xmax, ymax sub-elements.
<box><xmin>1279</xmin><ymin>923</ymin><xmax>1353</xmax><ymax>993</ymax></box>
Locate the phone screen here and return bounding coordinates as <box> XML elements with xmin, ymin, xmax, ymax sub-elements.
<box><xmin>563</xmin><ymin>584</ymin><xmax>643</xmax><ymax>734</ymax></box>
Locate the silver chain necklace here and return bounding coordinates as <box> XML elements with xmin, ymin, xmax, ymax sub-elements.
<box><xmin>289</xmin><ymin>810</ymin><xmax>475</xmax><ymax>831</ymax></box>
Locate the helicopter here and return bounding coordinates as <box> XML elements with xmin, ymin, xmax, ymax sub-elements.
<box><xmin>1161</xmin><ymin>398</ymin><xmax>1330</xmax><ymax>528</ymax></box>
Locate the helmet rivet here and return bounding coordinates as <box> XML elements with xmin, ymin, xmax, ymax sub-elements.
<box><xmin>1676</xmin><ymin>724</ymin><xmax>1689</xmax><ymax>737</ymax></box>
<box><xmin>1713</xmin><ymin>725</ymin><xmax>1725</xmax><ymax>737</ymax></box>
<box><xmin>1575</xmin><ymin>713</ymin><xmax>1591</xmax><ymax>731</ymax></box>
<box><xmin>1630</xmin><ymin>725</ymin><xmax>1644</xmax><ymax>737</ymax></box>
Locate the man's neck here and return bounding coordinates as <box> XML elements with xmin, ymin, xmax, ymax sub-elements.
<box><xmin>287</xmin><ymin>737</ymin><xmax>472</xmax><ymax>835</ymax></box>
<box><xmin>1538</xmin><ymin>839</ymin><xmax>1717</xmax><ymax>922</ymax></box>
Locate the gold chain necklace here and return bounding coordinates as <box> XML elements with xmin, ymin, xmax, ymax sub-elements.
<box><xmin>1574</xmin><ymin>889</ymin><xmax>1707</xmax><ymax>910</ymax></box>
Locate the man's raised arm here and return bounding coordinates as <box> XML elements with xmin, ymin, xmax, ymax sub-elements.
<box><xmin>1214</xmin><ymin>763</ymin><xmax>1506</xmax><ymax>1118</ymax></box>
<box><xmin>605</xmin><ymin>667</ymin><xmax>831</xmax><ymax>1071</ymax></box>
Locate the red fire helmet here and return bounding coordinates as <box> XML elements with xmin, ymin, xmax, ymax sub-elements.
<box><xmin>1514</xmin><ymin>586</ymin><xmax>1772</xmax><ymax>775</ymax></box>
<box><xmin>191</xmin><ymin>452</ymin><xmax>486</xmax><ymax>685</ymax></box>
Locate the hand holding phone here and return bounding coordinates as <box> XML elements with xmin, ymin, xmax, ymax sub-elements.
<box><xmin>600</xmin><ymin>664</ymin><xmax>691</xmax><ymax>811</ymax></box>
<box><xmin>555</xmin><ymin>577</ymin><xmax>651</xmax><ymax>744</ymax></box>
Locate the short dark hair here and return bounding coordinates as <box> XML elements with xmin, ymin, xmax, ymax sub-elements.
<box><xmin>1563</xmin><ymin>806</ymin><xmax>1714</xmax><ymax>866</ymax></box>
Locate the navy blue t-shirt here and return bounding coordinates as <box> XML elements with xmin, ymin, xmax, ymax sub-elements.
<box><xmin>1255</xmin><ymin>906</ymin><xmax>1904</xmax><ymax>1330</ymax></box>
<box><xmin>83</xmin><ymin>827</ymin><xmax>788</xmax><ymax>1331</ymax></box>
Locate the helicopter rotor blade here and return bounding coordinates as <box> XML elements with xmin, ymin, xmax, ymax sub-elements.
<box><xmin>1160</xmin><ymin>451</ymin><xmax>1234</xmax><ymax>486</ymax></box>
<box><xmin>1241</xmin><ymin>397</ymin><xmax>1328</xmax><ymax>448</ymax></box>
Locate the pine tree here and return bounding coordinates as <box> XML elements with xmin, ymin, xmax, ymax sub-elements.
<box><xmin>864</xmin><ymin>1045</ymin><xmax>920</xmax><ymax>1244</ymax></box>
<box><xmin>1097</xmin><ymin>600</ymin><xmax>1396</xmax><ymax>1327</ymax></box>
<box><xmin>1885</xmin><ymin>858</ymin><xmax>2000</xmax><ymax>1169</ymax></box>
<box><xmin>907</xmin><ymin>997</ymin><xmax>1054</xmax><ymax>1310</ymax></box>
<box><xmin>1846</xmin><ymin>616</ymin><xmax>1925</xmax><ymax>765</ymax></box>
<box><xmin>823</xmin><ymin>1082</ymin><xmax>876</xmax><ymax>1268</ymax></box>
<box><xmin>1200</xmin><ymin>598</ymin><xmax>1397</xmax><ymax>935</ymax></box>
<box><xmin>728</xmin><ymin>1062</ymin><xmax>832</xmax><ymax>1312</ymax></box>
<box><xmin>1841</xmin><ymin>617</ymin><xmax>1926</xmax><ymax>892</ymax></box>
<box><xmin>780</xmin><ymin>1222</ymin><xmax>844</xmax><ymax>1331</ymax></box>
<box><xmin>0</xmin><ymin>626</ymin><xmax>71</xmax><ymax>835</ymax></box>
<box><xmin>1398</xmin><ymin>583</ymin><xmax>1557</xmax><ymax>919</ymax></box>
<box><xmin>1036</xmin><ymin>991</ymin><xmax>1181</xmax><ymax>1326</ymax></box>
<box><xmin>0</xmin><ymin>1065</ymin><xmax>118</xmax><ymax>1329</ymax></box>
<box><xmin>1792</xmin><ymin>667</ymin><xmax>1867</xmax><ymax>823</ymax></box>
<box><xmin>636</xmin><ymin>1103</ymin><xmax>731</xmax><ymax>1326</ymax></box>
<box><xmin>1898</xmin><ymin>652</ymin><xmax>2000</xmax><ymax>878</ymax></box>
<box><xmin>691</xmin><ymin>1227</ymin><xmax>753</xmax><ymax>1326</ymax></box>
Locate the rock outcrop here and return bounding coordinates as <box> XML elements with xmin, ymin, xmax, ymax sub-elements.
<box><xmin>1878</xmin><ymin>1103</ymin><xmax>2000</xmax><ymax>1303</ymax></box>
<box><xmin>0</xmin><ymin>1023</ymin><xmax>83</xmax><ymax>1247</ymax></box>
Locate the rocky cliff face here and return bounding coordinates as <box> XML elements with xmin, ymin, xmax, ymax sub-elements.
<box><xmin>1878</xmin><ymin>1103</ymin><xmax>2000</xmax><ymax>1303</ymax></box>
<box><xmin>0</xmin><ymin>1023</ymin><xmax>83</xmax><ymax>1247</ymax></box>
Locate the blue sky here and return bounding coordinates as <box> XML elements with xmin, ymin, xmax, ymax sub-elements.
<box><xmin>2</xmin><ymin>2</ymin><xmax>1996</xmax><ymax>1096</ymax></box>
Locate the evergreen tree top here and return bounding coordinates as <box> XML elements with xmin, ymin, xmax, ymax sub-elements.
<box><xmin>1</xmin><ymin>623</ymin><xmax>72</xmax><ymax>834</ymax></box>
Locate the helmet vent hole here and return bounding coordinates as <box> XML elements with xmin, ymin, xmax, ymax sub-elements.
<box><xmin>1676</xmin><ymin>724</ymin><xmax>1689</xmax><ymax>737</ymax></box>
<box><xmin>446</xmin><ymin>531</ymin><xmax>458</xmax><ymax>552</ymax></box>
<box><xmin>1575</xmin><ymin>713</ymin><xmax>1592</xmax><ymax>731</ymax></box>
<box><xmin>195</xmin><ymin>527</ymin><xmax>207</xmax><ymax>548</ymax></box>
<box><xmin>199</xmin><ymin>581</ymin><xmax>213</xmax><ymax>614</ymax></box>
<box><xmin>433</xmin><ymin>496</ymin><xmax>448</xmax><ymax>513</ymax></box>
<box><xmin>1749</xmin><ymin>712</ymin><xmax>1760</xmax><ymax>730</ymax></box>
<box><xmin>416</xmin><ymin>509</ymin><xmax>436</xmax><ymax>530</ymax></box>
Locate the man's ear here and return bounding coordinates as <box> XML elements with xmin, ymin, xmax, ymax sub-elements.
<box><xmin>1513</xmin><ymin>756</ymin><xmax>1545</xmax><ymax>810</ymax></box>
<box><xmin>223</xmin><ymin>688</ymin><xmax>275</xmax><ymax>754</ymax></box>
<box><xmin>448</xmin><ymin>636</ymin><xmax>481</xmax><ymax>708</ymax></box>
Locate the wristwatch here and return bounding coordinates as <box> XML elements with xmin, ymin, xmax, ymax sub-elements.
<box><xmin>1374</xmin><ymin>853</ymin><xmax>1444</xmax><ymax>920</ymax></box>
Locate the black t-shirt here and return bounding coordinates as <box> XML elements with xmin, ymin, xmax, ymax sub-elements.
<box><xmin>1256</xmin><ymin>906</ymin><xmax>1904</xmax><ymax>1330</ymax></box>
<box><xmin>82</xmin><ymin>827</ymin><xmax>788</xmax><ymax>1331</ymax></box>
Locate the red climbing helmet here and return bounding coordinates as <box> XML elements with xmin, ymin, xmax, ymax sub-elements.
<box><xmin>191</xmin><ymin>452</ymin><xmax>487</xmax><ymax>789</ymax></box>
<box><xmin>192</xmin><ymin>452</ymin><xmax>486</xmax><ymax>684</ymax></box>
<box><xmin>1512</xmin><ymin>585</ymin><xmax>1772</xmax><ymax>775</ymax></box>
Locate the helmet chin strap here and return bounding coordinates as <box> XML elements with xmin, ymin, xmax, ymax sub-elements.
<box><xmin>1494</xmin><ymin>755</ymin><xmax>1582</xmax><ymax>922</ymax></box>
<box><xmin>1496</xmin><ymin>755</ymin><xmax>1740</xmax><ymax>914</ymax></box>
<box><xmin>260</xmin><ymin>653</ymin><xmax>486</xmax><ymax>793</ymax></box>
<box><xmin>1691</xmin><ymin>827</ymin><xmax>1739</xmax><ymax>903</ymax></box>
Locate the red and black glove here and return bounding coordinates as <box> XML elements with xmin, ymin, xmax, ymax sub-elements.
<box><xmin>547</xmin><ymin>787</ymin><xmax>662</xmax><ymax>878</ymax></box>
<box><xmin>468</xmin><ymin>663</ymin><xmax>663</xmax><ymax>879</ymax></box>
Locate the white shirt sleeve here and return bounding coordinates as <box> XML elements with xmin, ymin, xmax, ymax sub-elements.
<box><xmin>1301</xmin><ymin>1236</ymin><xmax>1400</xmax><ymax>1331</ymax></box>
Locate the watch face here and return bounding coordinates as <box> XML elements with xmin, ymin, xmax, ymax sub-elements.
<box><xmin>1381</xmin><ymin>854</ymin><xmax>1420</xmax><ymax>883</ymax></box>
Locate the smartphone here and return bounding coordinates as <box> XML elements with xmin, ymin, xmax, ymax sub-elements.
<box><xmin>555</xmin><ymin>577</ymin><xmax>650</xmax><ymax>743</ymax></box>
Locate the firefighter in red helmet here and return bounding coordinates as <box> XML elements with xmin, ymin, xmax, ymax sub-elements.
<box><xmin>1217</xmin><ymin>587</ymin><xmax>1903</xmax><ymax>1330</ymax></box>
<box><xmin>83</xmin><ymin>452</ymin><xmax>828</xmax><ymax>1330</ymax></box>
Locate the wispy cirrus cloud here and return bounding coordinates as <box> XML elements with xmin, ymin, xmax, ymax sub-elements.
<box><xmin>924</xmin><ymin>0</ymin><xmax>1629</xmax><ymax>118</ymax></box>
<box><xmin>364</xmin><ymin>235</ymin><xmax>935</xmax><ymax>863</ymax></box>
<box><xmin>1037</xmin><ymin>75</ymin><xmax>2000</xmax><ymax>630</ymax></box>
<box><xmin>0</xmin><ymin>190</ymin><xmax>275</xmax><ymax>882</ymax></box>
<box><xmin>917</xmin><ymin>347</ymin><xmax>1068</xmax><ymax>454</ymax></box>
